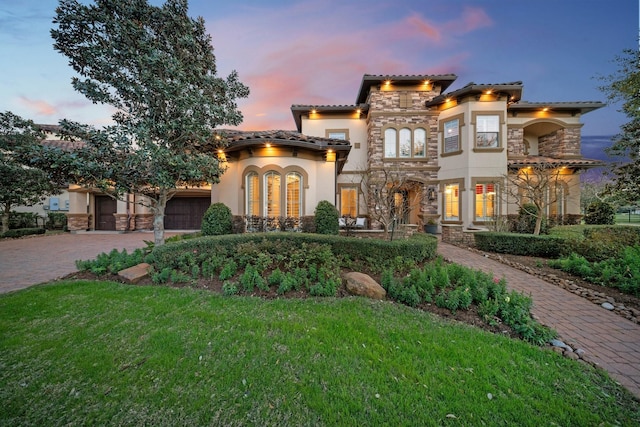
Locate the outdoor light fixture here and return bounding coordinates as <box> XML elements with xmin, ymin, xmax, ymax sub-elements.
<box><xmin>325</xmin><ymin>150</ymin><xmax>336</xmax><ymax>162</ymax></box>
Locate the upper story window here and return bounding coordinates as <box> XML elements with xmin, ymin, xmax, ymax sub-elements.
<box><xmin>476</xmin><ymin>115</ymin><xmax>500</xmax><ymax>148</ymax></box>
<box><xmin>443</xmin><ymin>119</ymin><xmax>460</xmax><ymax>154</ymax></box>
<box><xmin>326</xmin><ymin>129</ymin><xmax>349</xmax><ymax>140</ymax></box>
<box><xmin>384</xmin><ymin>126</ymin><xmax>427</xmax><ymax>159</ymax></box>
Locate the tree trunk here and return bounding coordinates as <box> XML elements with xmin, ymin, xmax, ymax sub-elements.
<box><xmin>533</xmin><ymin>214</ymin><xmax>543</xmax><ymax>235</ymax></box>
<box><xmin>1</xmin><ymin>204</ymin><xmax>10</xmax><ymax>233</ymax></box>
<box><xmin>152</xmin><ymin>191</ymin><xmax>168</xmax><ymax>246</ymax></box>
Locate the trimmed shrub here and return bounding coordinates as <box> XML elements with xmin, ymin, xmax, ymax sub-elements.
<box><xmin>584</xmin><ymin>201</ymin><xmax>615</xmax><ymax>225</ymax></box>
<box><xmin>2</xmin><ymin>228</ymin><xmax>46</xmax><ymax>238</ymax></box>
<box><xmin>8</xmin><ymin>212</ymin><xmax>39</xmax><ymax>229</ymax></box>
<box><xmin>201</xmin><ymin>202</ymin><xmax>232</xmax><ymax>236</ymax></box>
<box><xmin>314</xmin><ymin>200</ymin><xmax>339</xmax><ymax>235</ymax></box>
<box><xmin>474</xmin><ymin>232</ymin><xmax>566</xmax><ymax>258</ymax></box>
<box><xmin>509</xmin><ymin>204</ymin><xmax>548</xmax><ymax>234</ymax></box>
<box><xmin>148</xmin><ymin>232</ymin><xmax>438</xmax><ymax>275</ymax></box>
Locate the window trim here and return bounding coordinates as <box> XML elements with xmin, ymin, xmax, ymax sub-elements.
<box><xmin>471</xmin><ymin>177</ymin><xmax>502</xmax><ymax>223</ymax></box>
<box><xmin>471</xmin><ymin>111</ymin><xmax>505</xmax><ymax>152</ymax></box>
<box><xmin>338</xmin><ymin>184</ymin><xmax>359</xmax><ymax>217</ymax></box>
<box><xmin>325</xmin><ymin>129</ymin><xmax>349</xmax><ymax>140</ymax></box>
<box><xmin>241</xmin><ymin>165</ymin><xmax>308</xmax><ymax>217</ymax></box>
<box><xmin>439</xmin><ymin>113</ymin><xmax>465</xmax><ymax>157</ymax></box>
<box><xmin>440</xmin><ymin>179</ymin><xmax>464</xmax><ymax>224</ymax></box>
<box><xmin>382</xmin><ymin>124</ymin><xmax>429</xmax><ymax>160</ymax></box>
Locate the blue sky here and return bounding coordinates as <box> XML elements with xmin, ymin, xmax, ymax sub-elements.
<box><xmin>1</xmin><ymin>0</ymin><xmax>637</xmax><ymax>149</ymax></box>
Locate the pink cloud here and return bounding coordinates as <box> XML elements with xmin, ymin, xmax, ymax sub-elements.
<box><xmin>18</xmin><ymin>96</ymin><xmax>57</xmax><ymax>116</ymax></box>
<box><xmin>206</xmin><ymin>2</ymin><xmax>493</xmax><ymax>130</ymax></box>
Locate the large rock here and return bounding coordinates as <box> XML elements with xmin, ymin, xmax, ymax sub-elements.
<box><xmin>117</xmin><ymin>263</ymin><xmax>151</xmax><ymax>284</ymax></box>
<box><xmin>343</xmin><ymin>272</ymin><xmax>386</xmax><ymax>300</ymax></box>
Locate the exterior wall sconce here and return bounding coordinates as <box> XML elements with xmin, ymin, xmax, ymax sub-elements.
<box><xmin>325</xmin><ymin>150</ymin><xmax>336</xmax><ymax>162</ymax></box>
<box><xmin>427</xmin><ymin>187</ymin><xmax>437</xmax><ymax>201</ymax></box>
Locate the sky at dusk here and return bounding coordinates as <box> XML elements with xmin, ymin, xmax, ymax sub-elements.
<box><xmin>1</xmin><ymin>0</ymin><xmax>637</xmax><ymax>158</ymax></box>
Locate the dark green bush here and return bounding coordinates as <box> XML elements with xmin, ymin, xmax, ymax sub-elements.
<box><xmin>2</xmin><ymin>228</ymin><xmax>46</xmax><ymax>238</ymax></box>
<box><xmin>474</xmin><ymin>232</ymin><xmax>566</xmax><ymax>258</ymax></box>
<box><xmin>8</xmin><ymin>212</ymin><xmax>39</xmax><ymax>229</ymax></box>
<box><xmin>509</xmin><ymin>204</ymin><xmax>548</xmax><ymax>234</ymax></box>
<box><xmin>314</xmin><ymin>200</ymin><xmax>339</xmax><ymax>235</ymax></box>
<box><xmin>201</xmin><ymin>202</ymin><xmax>232</xmax><ymax>236</ymax></box>
<box><xmin>148</xmin><ymin>232</ymin><xmax>438</xmax><ymax>275</ymax></box>
<box><xmin>575</xmin><ymin>226</ymin><xmax>640</xmax><ymax>262</ymax></box>
<box><xmin>76</xmin><ymin>248</ymin><xmax>145</xmax><ymax>275</ymax></box>
<box><xmin>47</xmin><ymin>212</ymin><xmax>67</xmax><ymax>230</ymax></box>
<box><xmin>584</xmin><ymin>201</ymin><xmax>615</xmax><ymax>225</ymax></box>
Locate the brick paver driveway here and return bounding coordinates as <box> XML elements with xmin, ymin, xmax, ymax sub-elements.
<box><xmin>0</xmin><ymin>231</ymin><xmax>181</xmax><ymax>294</ymax></box>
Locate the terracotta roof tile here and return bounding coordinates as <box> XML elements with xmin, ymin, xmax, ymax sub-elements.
<box><xmin>508</xmin><ymin>156</ymin><xmax>603</xmax><ymax>168</ymax></box>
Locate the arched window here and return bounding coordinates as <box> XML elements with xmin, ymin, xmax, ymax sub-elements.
<box><xmin>384</xmin><ymin>128</ymin><xmax>397</xmax><ymax>157</ymax></box>
<box><xmin>246</xmin><ymin>172</ymin><xmax>259</xmax><ymax>216</ymax></box>
<box><xmin>384</xmin><ymin>126</ymin><xmax>428</xmax><ymax>158</ymax></box>
<box><xmin>414</xmin><ymin>128</ymin><xmax>426</xmax><ymax>157</ymax></box>
<box><xmin>286</xmin><ymin>172</ymin><xmax>302</xmax><ymax>218</ymax></box>
<box><xmin>264</xmin><ymin>171</ymin><xmax>281</xmax><ymax>217</ymax></box>
<box><xmin>399</xmin><ymin>128</ymin><xmax>411</xmax><ymax>158</ymax></box>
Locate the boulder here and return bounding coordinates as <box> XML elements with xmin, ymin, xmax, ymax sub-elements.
<box><xmin>343</xmin><ymin>272</ymin><xmax>386</xmax><ymax>300</ymax></box>
<box><xmin>117</xmin><ymin>263</ymin><xmax>151</xmax><ymax>284</ymax></box>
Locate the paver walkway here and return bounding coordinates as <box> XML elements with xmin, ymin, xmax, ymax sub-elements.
<box><xmin>438</xmin><ymin>241</ymin><xmax>640</xmax><ymax>400</ymax></box>
<box><xmin>1</xmin><ymin>232</ymin><xmax>638</xmax><ymax>399</ymax></box>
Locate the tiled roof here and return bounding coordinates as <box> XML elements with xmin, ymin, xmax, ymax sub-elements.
<box><xmin>41</xmin><ymin>139</ymin><xmax>86</xmax><ymax>151</ymax></box>
<box><xmin>508</xmin><ymin>101</ymin><xmax>604</xmax><ymax>114</ymax></box>
<box><xmin>356</xmin><ymin>74</ymin><xmax>458</xmax><ymax>104</ymax></box>
<box><xmin>508</xmin><ymin>156</ymin><xmax>603</xmax><ymax>169</ymax></box>
<box><xmin>221</xmin><ymin>129</ymin><xmax>351</xmax><ymax>149</ymax></box>
<box><xmin>290</xmin><ymin>104</ymin><xmax>367</xmax><ymax>132</ymax></box>
<box><xmin>426</xmin><ymin>81</ymin><xmax>524</xmax><ymax>106</ymax></box>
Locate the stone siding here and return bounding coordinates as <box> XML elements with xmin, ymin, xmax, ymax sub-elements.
<box><xmin>134</xmin><ymin>213</ymin><xmax>154</xmax><ymax>230</ymax></box>
<box><xmin>66</xmin><ymin>213</ymin><xmax>91</xmax><ymax>232</ymax></box>
<box><xmin>365</xmin><ymin>89</ymin><xmax>441</xmax><ymax>227</ymax></box>
<box><xmin>507</xmin><ymin>127</ymin><xmax>525</xmax><ymax>157</ymax></box>
<box><xmin>539</xmin><ymin>127</ymin><xmax>581</xmax><ymax>158</ymax></box>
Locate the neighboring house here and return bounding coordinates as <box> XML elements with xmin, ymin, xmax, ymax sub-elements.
<box><xmin>53</xmin><ymin>73</ymin><xmax>604</xmax><ymax>233</ymax></box>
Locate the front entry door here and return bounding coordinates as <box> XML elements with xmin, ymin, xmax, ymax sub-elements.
<box><xmin>95</xmin><ymin>196</ymin><xmax>116</xmax><ymax>230</ymax></box>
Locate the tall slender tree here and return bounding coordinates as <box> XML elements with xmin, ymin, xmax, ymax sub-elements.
<box><xmin>0</xmin><ymin>112</ymin><xmax>61</xmax><ymax>233</ymax></box>
<box><xmin>598</xmin><ymin>47</ymin><xmax>640</xmax><ymax>206</ymax></box>
<box><xmin>39</xmin><ymin>0</ymin><xmax>249</xmax><ymax>244</ymax></box>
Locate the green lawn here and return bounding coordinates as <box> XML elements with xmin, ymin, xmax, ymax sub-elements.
<box><xmin>1</xmin><ymin>280</ymin><xmax>638</xmax><ymax>426</ymax></box>
<box><xmin>616</xmin><ymin>212</ymin><xmax>640</xmax><ymax>224</ymax></box>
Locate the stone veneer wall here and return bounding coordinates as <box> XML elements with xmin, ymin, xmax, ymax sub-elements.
<box><xmin>441</xmin><ymin>224</ymin><xmax>477</xmax><ymax>247</ymax></box>
<box><xmin>538</xmin><ymin>127</ymin><xmax>581</xmax><ymax>158</ymax></box>
<box><xmin>365</xmin><ymin>88</ymin><xmax>441</xmax><ymax>229</ymax></box>
<box><xmin>66</xmin><ymin>213</ymin><xmax>91</xmax><ymax>232</ymax></box>
<box><xmin>507</xmin><ymin>127</ymin><xmax>525</xmax><ymax>157</ymax></box>
<box><xmin>114</xmin><ymin>214</ymin><xmax>135</xmax><ymax>232</ymax></box>
<box><xmin>134</xmin><ymin>213</ymin><xmax>154</xmax><ymax>230</ymax></box>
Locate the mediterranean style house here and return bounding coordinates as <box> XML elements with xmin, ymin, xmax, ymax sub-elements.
<box><xmin>49</xmin><ymin>74</ymin><xmax>604</xmax><ymax>235</ymax></box>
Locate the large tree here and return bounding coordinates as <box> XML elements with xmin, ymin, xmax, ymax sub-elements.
<box><xmin>0</xmin><ymin>112</ymin><xmax>62</xmax><ymax>233</ymax></box>
<box><xmin>42</xmin><ymin>0</ymin><xmax>249</xmax><ymax>245</ymax></box>
<box><xmin>598</xmin><ymin>47</ymin><xmax>640</xmax><ymax>206</ymax></box>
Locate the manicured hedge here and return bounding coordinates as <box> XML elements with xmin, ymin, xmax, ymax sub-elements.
<box><xmin>148</xmin><ymin>232</ymin><xmax>438</xmax><ymax>273</ymax></box>
<box><xmin>2</xmin><ymin>228</ymin><xmax>46</xmax><ymax>238</ymax></box>
<box><xmin>474</xmin><ymin>232</ymin><xmax>566</xmax><ymax>258</ymax></box>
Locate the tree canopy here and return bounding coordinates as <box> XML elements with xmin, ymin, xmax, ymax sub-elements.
<box><xmin>41</xmin><ymin>0</ymin><xmax>249</xmax><ymax>244</ymax></box>
<box><xmin>0</xmin><ymin>112</ymin><xmax>61</xmax><ymax>233</ymax></box>
<box><xmin>598</xmin><ymin>47</ymin><xmax>640</xmax><ymax>205</ymax></box>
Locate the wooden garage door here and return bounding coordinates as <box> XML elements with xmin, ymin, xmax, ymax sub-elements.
<box><xmin>95</xmin><ymin>195</ymin><xmax>116</xmax><ymax>230</ymax></box>
<box><xmin>164</xmin><ymin>197</ymin><xmax>211</xmax><ymax>230</ymax></box>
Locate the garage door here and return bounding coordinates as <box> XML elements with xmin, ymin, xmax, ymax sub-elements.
<box><xmin>164</xmin><ymin>197</ymin><xmax>211</xmax><ymax>230</ymax></box>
